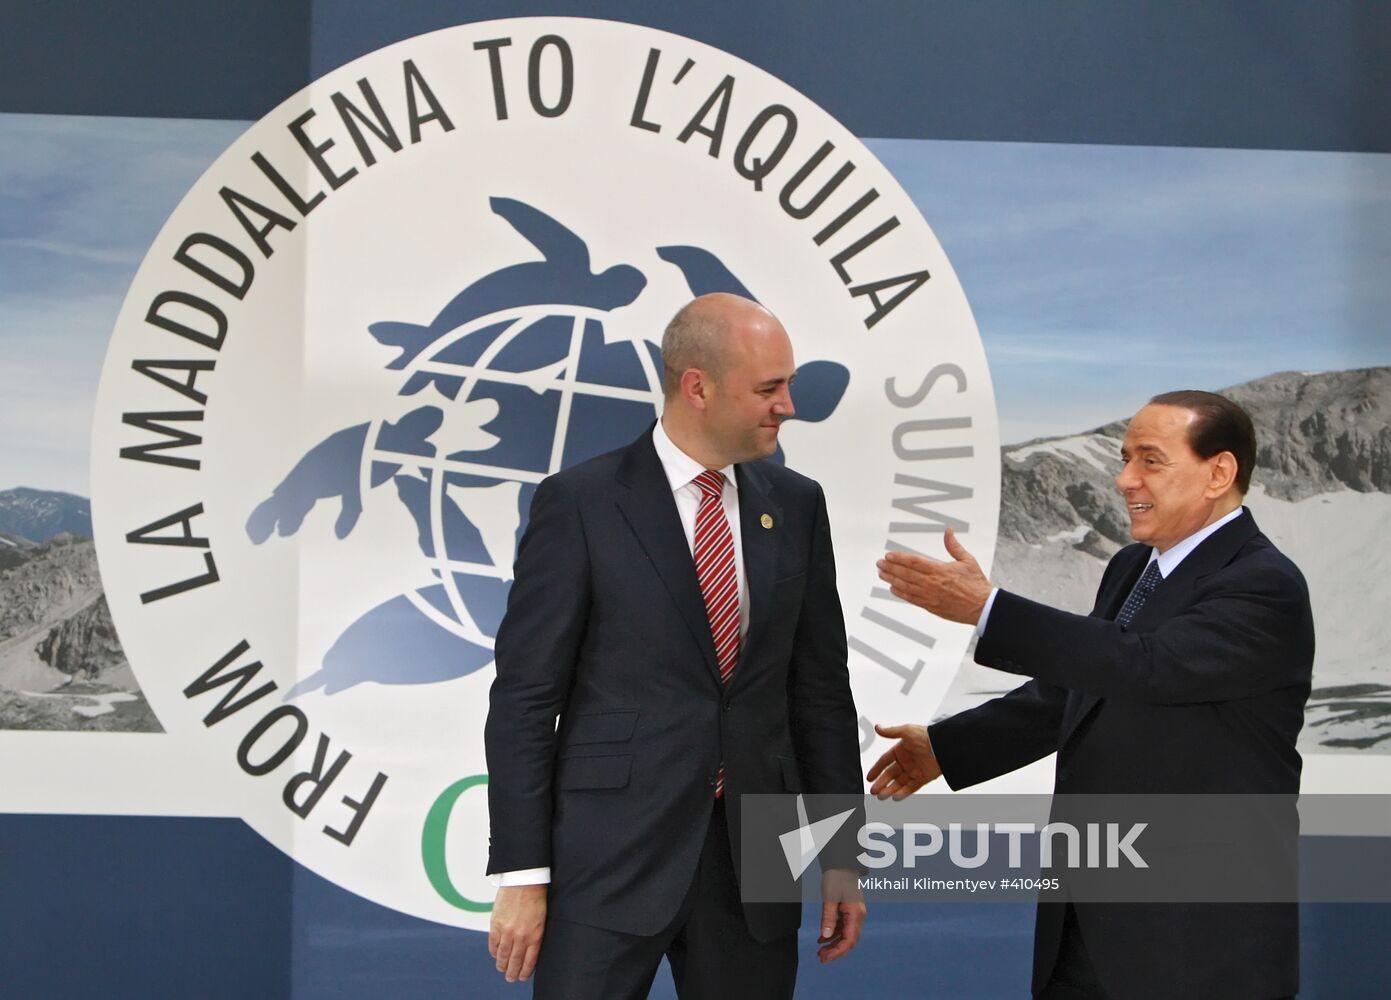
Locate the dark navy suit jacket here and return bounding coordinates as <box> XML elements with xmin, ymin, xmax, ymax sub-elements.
<box><xmin>484</xmin><ymin>428</ymin><xmax>862</xmax><ymax>941</ymax></box>
<box><xmin>930</xmin><ymin>509</ymin><xmax>1314</xmax><ymax>999</ymax></box>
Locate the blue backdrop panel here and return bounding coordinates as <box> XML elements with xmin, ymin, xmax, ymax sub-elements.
<box><xmin>2</xmin><ymin>815</ymin><xmax>1388</xmax><ymax>998</ymax></box>
<box><xmin>0</xmin><ymin>1</ymin><xmax>1386</xmax><ymax>150</ymax></box>
<box><xmin>0</xmin><ymin>0</ymin><xmax>310</xmax><ymax>121</ymax></box>
<box><xmin>0</xmin><ymin>815</ymin><xmax>291</xmax><ymax>999</ymax></box>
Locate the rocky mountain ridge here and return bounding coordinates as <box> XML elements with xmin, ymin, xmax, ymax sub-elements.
<box><xmin>0</xmin><ymin>531</ymin><xmax>157</xmax><ymax>731</ymax></box>
<box><xmin>0</xmin><ymin>533</ymin><xmax>104</xmax><ymax>645</ymax></box>
<box><xmin>1000</xmin><ymin>367</ymin><xmax>1390</xmax><ymax>551</ymax></box>
<box><xmin>0</xmin><ymin>530</ymin><xmax>38</xmax><ymax>572</ymax></box>
<box><xmin>0</xmin><ymin>487</ymin><xmax>93</xmax><ymax>543</ymax></box>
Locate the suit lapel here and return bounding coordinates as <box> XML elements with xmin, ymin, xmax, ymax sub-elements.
<box><xmin>1061</xmin><ymin>545</ymin><xmax>1149</xmax><ymax>745</ymax></box>
<box><xmin>614</xmin><ymin>431</ymin><xmax>723</xmax><ymax>688</ymax></box>
<box><xmin>1127</xmin><ymin>507</ymin><xmax>1258</xmax><ymax>632</ymax></box>
<box><xmin>1060</xmin><ymin>509</ymin><xmax>1260</xmax><ymax>745</ymax></box>
<box><xmin>733</xmin><ymin>461</ymin><xmax>781</xmax><ymax>689</ymax></box>
<box><xmin>1098</xmin><ymin>547</ymin><xmax>1149</xmax><ymax>621</ymax></box>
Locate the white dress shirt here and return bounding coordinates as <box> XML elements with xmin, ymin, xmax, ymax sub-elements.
<box><xmin>650</xmin><ymin>417</ymin><xmax>751</xmax><ymax>640</ymax></box>
<box><xmin>493</xmin><ymin>420</ymin><xmax>751</xmax><ymax>887</ymax></box>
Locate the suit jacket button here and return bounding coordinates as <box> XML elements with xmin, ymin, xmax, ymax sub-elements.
<box><xmin>724</xmin><ymin>700</ymin><xmax>733</xmax><ymax>711</ymax></box>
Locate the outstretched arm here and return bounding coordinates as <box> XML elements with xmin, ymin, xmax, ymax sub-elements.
<box><xmin>866</xmin><ymin>723</ymin><xmax>941</xmax><ymax>799</ymax></box>
<box><xmin>875</xmin><ymin>527</ymin><xmax>991</xmax><ymax>625</ymax></box>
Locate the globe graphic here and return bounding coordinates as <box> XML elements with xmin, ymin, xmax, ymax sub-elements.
<box><xmin>360</xmin><ymin>304</ymin><xmax>664</xmax><ymax>668</ymax></box>
<box><xmin>244</xmin><ymin>215</ymin><xmax>848</xmax><ymax>697</ymax></box>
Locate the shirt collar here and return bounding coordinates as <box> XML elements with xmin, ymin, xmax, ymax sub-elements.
<box><xmin>652</xmin><ymin>419</ymin><xmax>739</xmax><ymax>495</ymax></box>
<box><xmin>1150</xmin><ymin>506</ymin><xmax>1245</xmax><ymax>577</ymax></box>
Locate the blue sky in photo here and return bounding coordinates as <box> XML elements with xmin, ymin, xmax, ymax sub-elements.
<box><xmin>1</xmin><ymin>113</ymin><xmax>1387</xmax><ymax>496</ymax></box>
<box><xmin>0</xmin><ymin>113</ymin><xmax>246</xmax><ymax>496</ymax></box>
<box><xmin>869</xmin><ymin>137</ymin><xmax>1391</xmax><ymax>444</ymax></box>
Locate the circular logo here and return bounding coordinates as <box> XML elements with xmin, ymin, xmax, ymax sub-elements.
<box><xmin>91</xmin><ymin>18</ymin><xmax>998</xmax><ymax>927</ymax></box>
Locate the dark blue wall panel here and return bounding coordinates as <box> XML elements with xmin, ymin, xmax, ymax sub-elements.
<box><xmin>2</xmin><ymin>816</ymin><xmax>1387</xmax><ymax>998</ymax></box>
<box><xmin>0</xmin><ymin>0</ymin><xmax>310</xmax><ymax>120</ymax></box>
<box><xmin>2</xmin><ymin>1</ymin><xmax>1387</xmax><ymax>151</ymax></box>
<box><xmin>0</xmin><ymin>814</ymin><xmax>292</xmax><ymax>999</ymax></box>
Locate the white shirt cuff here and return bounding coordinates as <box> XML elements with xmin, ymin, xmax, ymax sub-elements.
<box><xmin>490</xmin><ymin>867</ymin><xmax>551</xmax><ymax>887</ymax></box>
<box><xmin>974</xmin><ymin>587</ymin><xmax>1000</xmax><ymax>637</ymax></box>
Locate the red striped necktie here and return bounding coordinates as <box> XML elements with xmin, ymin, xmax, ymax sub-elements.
<box><xmin>692</xmin><ymin>469</ymin><xmax>740</xmax><ymax>796</ymax></box>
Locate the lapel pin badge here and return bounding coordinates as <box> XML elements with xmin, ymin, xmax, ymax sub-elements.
<box><xmin>760</xmin><ymin>513</ymin><xmax>774</xmax><ymax>529</ymax></box>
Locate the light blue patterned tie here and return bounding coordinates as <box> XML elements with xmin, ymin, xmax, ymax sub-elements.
<box><xmin>1116</xmin><ymin>560</ymin><xmax>1163</xmax><ymax>628</ymax></box>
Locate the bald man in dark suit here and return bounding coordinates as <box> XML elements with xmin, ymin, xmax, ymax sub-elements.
<box><xmin>485</xmin><ymin>294</ymin><xmax>866</xmax><ymax>999</ymax></box>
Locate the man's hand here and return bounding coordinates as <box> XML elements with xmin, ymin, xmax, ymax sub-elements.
<box><xmin>866</xmin><ymin>723</ymin><xmax>942</xmax><ymax>800</ymax></box>
<box><xmin>817</xmin><ymin>868</ymin><xmax>867</xmax><ymax>964</ymax></box>
<box><xmin>489</xmin><ymin>884</ymin><xmax>547</xmax><ymax>983</ymax></box>
<box><xmin>876</xmin><ymin>527</ymin><xmax>990</xmax><ymax>624</ymax></box>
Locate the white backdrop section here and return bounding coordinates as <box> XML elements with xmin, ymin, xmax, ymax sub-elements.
<box><xmin>85</xmin><ymin>19</ymin><xmax>997</xmax><ymax>926</ymax></box>
<box><xmin>6</xmin><ymin>735</ymin><xmax>1385</xmax><ymax>813</ymax></box>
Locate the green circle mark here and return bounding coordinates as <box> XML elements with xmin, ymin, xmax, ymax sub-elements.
<box><xmin>421</xmin><ymin>773</ymin><xmax>491</xmax><ymax>912</ymax></box>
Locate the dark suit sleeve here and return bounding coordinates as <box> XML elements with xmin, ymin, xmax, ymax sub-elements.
<box><xmin>976</xmin><ymin>554</ymin><xmax>1312</xmax><ymax>705</ymax></box>
<box><xmin>924</xmin><ymin>547</ymin><xmax>1139</xmax><ymax>789</ymax></box>
<box><xmin>928</xmin><ymin>679</ymin><xmax>1068</xmax><ymax>790</ymax></box>
<box><xmin>484</xmin><ymin>475</ymin><xmax>591</xmax><ymax>874</ymax></box>
<box><xmin>787</xmin><ymin>484</ymin><xmax>862</xmax><ymax>796</ymax></box>
<box><xmin>786</xmin><ymin>486</ymin><xmax>866</xmax><ymax>872</ymax></box>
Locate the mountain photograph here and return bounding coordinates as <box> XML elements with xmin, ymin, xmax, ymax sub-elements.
<box><xmin>0</xmin><ymin>488</ymin><xmax>160</xmax><ymax>733</ymax></box>
<box><xmin>938</xmin><ymin>367</ymin><xmax>1391</xmax><ymax>752</ymax></box>
<box><xmin>4</xmin><ymin>369</ymin><xmax>1385</xmax><ymax>743</ymax></box>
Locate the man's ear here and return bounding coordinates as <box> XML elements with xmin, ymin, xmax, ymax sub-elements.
<box><xmin>680</xmin><ymin>367</ymin><xmax>710</xmax><ymax>410</ymax></box>
<box><xmin>1207</xmin><ymin>451</ymin><xmax>1239</xmax><ymax>497</ymax></box>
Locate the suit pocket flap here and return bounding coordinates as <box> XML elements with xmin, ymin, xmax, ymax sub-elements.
<box><xmin>565</xmin><ymin>711</ymin><xmax>639</xmax><ymax>745</ymax></box>
<box><xmin>557</xmin><ymin>754</ymin><xmax>632</xmax><ymax>790</ymax></box>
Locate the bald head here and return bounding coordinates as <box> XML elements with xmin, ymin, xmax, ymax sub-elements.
<box><xmin>658</xmin><ymin>293</ymin><xmax>797</xmax><ymax>467</ymax></box>
<box><xmin>661</xmin><ymin>293</ymin><xmax>777</xmax><ymax>398</ymax></box>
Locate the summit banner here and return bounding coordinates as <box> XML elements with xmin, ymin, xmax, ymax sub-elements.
<box><xmin>86</xmin><ymin>18</ymin><xmax>996</xmax><ymax>927</ymax></box>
